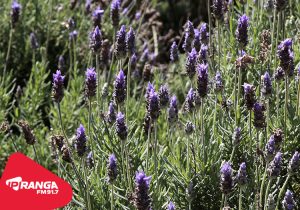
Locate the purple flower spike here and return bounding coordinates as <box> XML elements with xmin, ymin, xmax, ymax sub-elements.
<box><xmin>52</xmin><ymin>70</ymin><xmax>65</xmax><ymax>103</ymax></box>
<box><xmin>185</xmin><ymin>88</ymin><xmax>195</xmax><ymax>112</ymax></box>
<box><xmin>111</xmin><ymin>0</ymin><xmax>120</xmax><ymax>28</ymax></box>
<box><xmin>85</xmin><ymin>67</ymin><xmax>97</xmax><ymax>98</ymax></box>
<box><xmin>277</xmin><ymin>38</ymin><xmax>293</xmax><ymax>72</ymax></box>
<box><xmin>220</xmin><ymin>161</ymin><xmax>233</xmax><ymax>194</ymax></box>
<box><xmin>116</xmin><ymin>112</ymin><xmax>128</xmax><ymax>140</ymax></box>
<box><xmin>262</xmin><ymin>71</ymin><xmax>272</xmax><ymax>96</ymax></box>
<box><xmin>237</xmin><ymin>162</ymin><xmax>247</xmax><ymax>186</ymax></box>
<box><xmin>274</xmin><ymin>0</ymin><xmax>287</xmax><ymax>11</ymax></box>
<box><xmin>268</xmin><ymin>152</ymin><xmax>282</xmax><ymax>178</ymax></box>
<box><xmin>282</xmin><ymin>190</ymin><xmax>295</xmax><ymax>210</ymax></box>
<box><xmin>265</xmin><ymin>135</ymin><xmax>276</xmax><ymax>162</ymax></box>
<box><xmin>30</xmin><ymin>32</ymin><xmax>39</xmax><ymax>50</ymax></box>
<box><xmin>11</xmin><ymin>1</ymin><xmax>21</xmax><ymax>27</ymax></box>
<box><xmin>58</xmin><ymin>55</ymin><xmax>65</xmax><ymax>70</ymax></box>
<box><xmin>168</xmin><ymin>95</ymin><xmax>178</xmax><ymax>125</ymax></box>
<box><xmin>186</xmin><ymin>48</ymin><xmax>197</xmax><ymax>79</ymax></box>
<box><xmin>69</xmin><ymin>30</ymin><xmax>78</xmax><ymax>41</ymax></box>
<box><xmin>92</xmin><ymin>7</ymin><xmax>104</xmax><ymax>27</ymax></box>
<box><xmin>243</xmin><ymin>83</ymin><xmax>256</xmax><ymax>110</ymax></box>
<box><xmin>170</xmin><ymin>42</ymin><xmax>179</xmax><ymax>62</ymax></box>
<box><xmin>126</xmin><ymin>27</ymin><xmax>135</xmax><ymax>55</ymax></box>
<box><xmin>159</xmin><ymin>85</ymin><xmax>170</xmax><ymax>108</ymax></box>
<box><xmin>232</xmin><ymin>127</ymin><xmax>242</xmax><ymax>145</ymax></box>
<box><xmin>89</xmin><ymin>26</ymin><xmax>102</xmax><ymax>52</ymax></box>
<box><xmin>75</xmin><ymin>124</ymin><xmax>87</xmax><ymax>157</ymax></box>
<box><xmin>199</xmin><ymin>44</ymin><xmax>208</xmax><ymax>63</ymax></box>
<box><xmin>113</xmin><ymin>70</ymin><xmax>126</xmax><ymax>105</ymax></box>
<box><xmin>85</xmin><ymin>0</ymin><xmax>91</xmax><ymax>14</ymax></box>
<box><xmin>236</xmin><ymin>14</ymin><xmax>249</xmax><ymax>49</ymax></box>
<box><xmin>168</xmin><ymin>201</ymin><xmax>175</xmax><ymax>210</ymax></box>
<box><xmin>183</xmin><ymin>21</ymin><xmax>195</xmax><ymax>53</ymax></box>
<box><xmin>200</xmin><ymin>23</ymin><xmax>209</xmax><ymax>44</ymax></box>
<box><xmin>193</xmin><ymin>29</ymin><xmax>201</xmax><ymax>52</ymax></box>
<box><xmin>288</xmin><ymin>151</ymin><xmax>300</xmax><ymax>174</ymax></box>
<box><xmin>106</xmin><ymin>102</ymin><xmax>116</xmax><ymax>124</ymax></box>
<box><xmin>212</xmin><ymin>0</ymin><xmax>224</xmax><ymax>21</ymax></box>
<box><xmin>107</xmin><ymin>154</ymin><xmax>118</xmax><ymax>183</ymax></box>
<box><xmin>253</xmin><ymin>102</ymin><xmax>266</xmax><ymax>129</ymax></box>
<box><xmin>185</xmin><ymin>121</ymin><xmax>195</xmax><ymax>135</ymax></box>
<box><xmin>114</xmin><ymin>25</ymin><xmax>127</xmax><ymax>59</ymax></box>
<box><xmin>197</xmin><ymin>63</ymin><xmax>209</xmax><ymax>98</ymax></box>
<box><xmin>215</xmin><ymin>71</ymin><xmax>223</xmax><ymax>93</ymax></box>
<box><xmin>148</xmin><ymin>89</ymin><xmax>160</xmax><ymax>121</ymax></box>
<box><xmin>134</xmin><ymin>171</ymin><xmax>152</xmax><ymax>210</ymax></box>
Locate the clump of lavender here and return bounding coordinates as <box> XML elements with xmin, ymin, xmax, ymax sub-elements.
<box><xmin>265</xmin><ymin>136</ymin><xmax>276</xmax><ymax>162</ymax></box>
<box><xmin>145</xmin><ymin>82</ymin><xmax>155</xmax><ymax>104</ymax></box>
<box><xmin>89</xmin><ymin>26</ymin><xmax>102</xmax><ymax>53</ymax></box>
<box><xmin>267</xmin><ymin>152</ymin><xmax>282</xmax><ymax>178</ymax></box>
<box><xmin>92</xmin><ymin>7</ymin><xmax>104</xmax><ymax>28</ymax></box>
<box><xmin>199</xmin><ymin>44</ymin><xmax>208</xmax><ymax>63</ymax></box>
<box><xmin>185</xmin><ymin>121</ymin><xmax>195</xmax><ymax>135</ymax></box>
<box><xmin>236</xmin><ymin>162</ymin><xmax>247</xmax><ymax>186</ymax></box>
<box><xmin>220</xmin><ymin>161</ymin><xmax>234</xmax><ymax>194</ymax></box>
<box><xmin>236</xmin><ymin>14</ymin><xmax>249</xmax><ymax>49</ymax></box>
<box><xmin>273</xmin><ymin>128</ymin><xmax>284</xmax><ymax>150</ymax></box>
<box><xmin>133</xmin><ymin>171</ymin><xmax>152</xmax><ymax>210</ymax></box>
<box><xmin>116</xmin><ymin>112</ymin><xmax>127</xmax><ymax>141</ymax></box>
<box><xmin>274</xmin><ymin>0</ymin><xmax>287</xmax><ymax>11</ymax></box>
<box><xmin>277</xmin><ymin>39</ymin><xmax>293</xmax><ymax>72</ymax></box>
<box><xmin>183</xmin><ymin>21</ymin><xmax>195</xmax><ymax>53</ymax></box>
<box><xmin>212</xmin><ymin>0</ymin><xmax>224</xmax><ymax>21</ymax></box>
<box><xmin>168</xmin><ymin>201</ymin><xmax>175</xmax><ymax>210</ymax></box>
<box><xmin>30</xmin><ymin>32</ymin><xmax>39</xmax><ymax>50</ymax></box>
<box><xmin>197</xmin><ymin>63</ymin><xmax>209</xmax><ymax>98</ymax></box>
<box><xmin>148</xmin><ymin>89</ymin><xmax>160</xmax><ymax>121</ymax></box>
<box><xmin>106</xmin><ymin>102</ymin><xmax>116</xmax><ymax>124</ymax></box>
<box><xmin>199</xmin><ymin>23</ymin><xmax>209</xmax><ymax>44</ymax></box>
<box><xmin>232</xmin><ymin>127</ymin><xmax>242</xmax><ymax>146</ymax></box>
<box><xmin>170</xmin><ymin>42</ymin><xmax>179</xmax><ymax>62</ymax></box>
<box><xmin>58</xmin><ymin>55</ymin><xmax>65</xmax><ymax>70</ymax></box>
<box><xmin>282</xmin><ymin>190</ymin><xmax>295</xmax><ymax>210</ymax></box>
<box><xmin>114</xmin><ymin>25</ymin><xmax>127</xmax><ymax>60</ymax></box>
<box><xmin>85</xmin><ymin>67</ymin><xmax>97</xmax><ymax>98</ymax></box>
<box><xmin>168</xmin><ymin>95</ymin><xmax>178</xmax><ymax>125</ymax></box>
<box><xmin>107</xmin><ymin>154</ymin><xmax>118</xmax><ymax>183</ymax></box>
<box><xmin>243</xmin><ymin>83</ymin><xmax>256</xmax><ymax>110</ymax></box>
<box><xmin>253</xmin><ymin>102</ymin><xmax>266</xmax><ymax>129</ymax></box>
<box><xmin>159</xmin><ymin>85</ymin><xmax>170</xmax><ymax>108</ymax></box>
<box><xmin>186</xmin><ymin>48</ymin><xmax>197</xmax><ymax>79</ymax></box>
<box><xmin>126</xmin><ymin>27</ymin><xmax>135</xmax><ymax>55</ymax></box>
<box><xmin>288</xmin><ymin>151</ymin><xmax>300</xmax><ymax>174</ymax></box>
<box><xmin>215</xmin><ymin>71</ymin><xmax>223</xmax><ymax>93</ymax></box>
<box><xmin>17</xmin><ymin>120</ymin><xmax>36</xmax><ymax>145</ymax></box>
<box><xmin>11</xmin><ymin>1</ymin><xmax>21</xmax><ymax>27</ymax></box>
<box><xmin>261</xmin><ymin>71</ymin><xmax>272</xmax><ymax>97</ymax></box>
<box><xmin>110</xmin><ymin>0</ymin><xmax>120</xmax><ymax>28</ymax></box>
<box><xmin>75</xmin><ymin>124</ymin><xmax>87</xmax><ymax>157</ymax></box>
<box><xmin>275</xmin><ymin>67</ymin><xmax>285</xmax><ymax>81</ymax></box>
<box><xmin>113</xmin><ymin>70</ymin><xmax>126</xmax><ymax>105</ymax></box>
<box><xmin>86</xmin><ymin>151</ymin><xmax>94</xmax><ymax>168</ymax></box>
<box><xmin>184</xmin><ymin>88</ymin><xmax>195</xmax><ymax>112</ymax></box>
<box><xmin>52</xmin><ymin>70</ymin><xmax>65</xmax><ymax>103</ymax></box>
<box><xmin>193</xmin><ymin>29</ymin><xmax>201</xmax><ymax>52</ymax></box>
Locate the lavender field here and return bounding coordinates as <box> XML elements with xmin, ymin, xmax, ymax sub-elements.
<box><xmin>1</xmin><ymin>0</ymin><xmax>300</xmax><ymax>209</ymax></box>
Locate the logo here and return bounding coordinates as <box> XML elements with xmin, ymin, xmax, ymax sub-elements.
<box><xmin>0</xmin><ymin>153</ymin><xmax>72</xmax><ymax>210</ymax></box>
<box><xmin>6</xmin><ymin>176</ymin><xmax>59</xmax><ymax>194</ymax></box>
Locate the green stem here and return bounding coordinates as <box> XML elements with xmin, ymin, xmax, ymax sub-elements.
<box><xmin>239</xmin><ymin>187</ymin><xmax>243</xmax><ymax>210</ymax></box>
<box><xmin>201</xmin><ymin>98</ymin><xmax>205</xmax><ymax>162</ymax></box>
<box><xmin>96</xmin><ymin>54</ymin><xmax>100</xmax><ymax>112</ymax></box>
<box><xmin>111</xmin><ymin>183</ymin><xmax>114</xmax><ymax>210</ymax></box>
<box><xmin>218</xmin><ymin>21</ymin><xmax>221</xmax><ymax>72</ymax></box>
<box><xmin>2</xmin><ymin>28</ymin><xmax>13</xmax><ymax>87</ymax></box>
<box><xmin>264</xmin><ymin>179</ymin><xmax>272</xmax><ymax>210</ymax></box>
<box><xmin>126</xmin><ymin>58</ymin><xmax>131</xmax><ymax>125</ymax></box>
<box><xmin>270</xmin><ymin>9</ymin><xmax>277</xmax><ymax>70</ymax></box>
<box><xmin>146</xmin><ymin>118</ymin><xmax>151</xmax><ymax>172</ymax></box>
<box><xmin>284</xmin><ymin>75</ymin><xmax>288</xmax><ymax>151</ymax></box>
<box><xmin>236</xmin><ymin>67</ymin><xmax>242</xmax><ymax>126</ymax></box>
<box><xmin>187</xmin><ymin>136</ymin><xmax>190</xmax><ymax>178</ymax></box>
<box><xmin>83</xmin><ymin>158</ymin><xmax>92</xmax><ymax>210</ymax></box>
<box><xmin>32</xmin><ymin>144</ymin><xmax>40</xmax><ymax>164</ymax></box>
<box><xmin>297</xmin><ymin>79</ymin><xmax>300</xmax><ymax>116</ymax></box>
<box><xmin>229</xmin><ymin>146</ymin><xmax>236</xmax><ymax>162</ymax></box>
<box><xmin>276</xmin><ymin>175</ymin><xmax>291</xmax><ymax>209</ymax></box>
<box><xmin>154</xmin><ymin>121</ymin><xmax>158</xmax><ymax>180</ymax></box>
<box><xmin>259</xmin><ymin>164</ymin><xmax>268</xmax><ymax>208</ymax></box>
<box><xmin>276</xmin><ymin>82</ymin><xmax>280</xmax><ymax>119</ymax></box>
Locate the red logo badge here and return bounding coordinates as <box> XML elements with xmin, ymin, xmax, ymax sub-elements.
<box><xmin>0</xmin><ymin>153</ymin><xmax>73</xmax><ymax>210</ymax></box>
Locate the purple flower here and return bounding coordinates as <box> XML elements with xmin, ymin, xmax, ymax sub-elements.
<box><xmin>215</xmin><ymin>71</ymin><xmax>223</xmax><ymax>93</ymax></box>
<box><xmin>262</xmin><ymin>71</ymin><xmax>272</xmax><ymax>96</ymax></box>
<box><xmin>277</xmin><ymin>39</ymin><xmax>293</xmax><ymax>72</ymax></box>
<box><xmin>273</xmin><ymin>128</ymin><xmax>284</xmax><ymax>150</ymax></box>
<box><xmin>114</xmin><ymin>25</ymin><xmax>127</xmax><ymax>59</ymax></box>
<box><xmin>193</xmin><ymin>29</ymin><xmax>201</xmax><ymax>52</ymax></box>
<box><xmin>199</xmin><ymin>44</ymin><xmax>208</xmax><ymax>63</ymax></box>
<box><xmin>107</xmin><ymin>154</ymin><xmax>118</xmax><ymax>183</ymax></box>
<box><xmin>253</xmin><ymin>102</ymin><xmax>266</xmax><ymax>129</ymax></box>
<box><xmin>212</xmin><ymin>0</ymin><xmax>224</xmax><ymax>21</ymax></box>
<box><xmin>75</xmin><ymin>124</ymin><xmax>87</xmax><ymax>157</ymax></box>
<box><xmin>265</xmin><ymin>135</ymin><xmax>276</xmax><ymax>162</ymax></box>
<box><xmin>85</xmin><ymin>67</ymin><xmax>97</xmax><ymax>98</ymax></box>
<box><xmin>236</xmin><ymin>162</ymin><xmax>247</xmax><ymax>186</ymax></box>
<box><xmin>183</xmin><ymin>21</ymin><xmax>195</xmax><ymax>53</ymax></box>
<box><xmin>148</xmin><ymin>89</ymin><xmax>160</xmax><ymax>121</ymax></box>
<box><xmin>116</xmin><ymin>112</ymin><xmax>127</xmax><ymax>140</ymax></box>
<box><xmin>113</xmin><ymin>70</ymin><xmax>126</xmax><ymax>105</ymax></box>
<box><xmin>17</xmin><ymin>120</ymin><xmax>36</xmax><ymax>145</ymax></box>
<box><xmin>288</xmin><ymin>151</ymin><xmax>300</xmax><ymax>174</ymax></box>
<box><xmin>92</xmin><ymin>7</ymin><xmax>104</xmax><ymax>27</ymax></box>
<box><xmin>184</xmin><ymin>88</ymin><xmax>195</xmax><ymax>112</ymax></box>
<box><xmin>85</xmin><ymin>0</ymin><xmax>91</xmax><ymax>14</ymax></box>
<box><xmin>220</xmin><ymin>161</ymin><xmax>233</xmax><ymax>194</ymax></box>
<box><xmin>200</xmin><ymin>23</ymin><xmax>209</xmax><ymax>44</ymax></box>
<box><xmin>126</xmin><ymin>27</ymin><xmax>135</xmax><ymax>55</ymax></box>
<box><xmin>168</xmin><ymin>95</ymin><xmax>178</xmax><ymax>125</ymax></box>
<box><xmin>86</xmin><ymin>151</ymin><xmax>94</xmax><ymax>168</ymax></box>
<box><xmin>11</xmin><ymin>1</ymin><xmax>21</xmax><ymax>27</ymax></box>
<box><xmin>185</xmin><ymin>121</ymin><xmax>195</xmax><ymax>135</ymax></box>
<box><xmin>232</xmin><ymin>127</ymin><xmax>242</xmax><ymax>145</ymax></box>
<box><xmin>197</xmin><ymin>63</ymin><xmax>209</xmax><ymax>97</ymax></box>
<box><xmin>168</xmin><ymin>201</ymin><xmax>175</xmax><ymax>210</ymax></box>
<box><xmin>236</xmin><ymin>14</ymin><xmax>249</xmax><ymax>49</ymax></box>
<box><xmin>170</xmin><ymin>42</ymin><xmax>179</xmax><ymax>62</ymax></box>
<box><xmin>159</xmin><ymin>85</ymin><xmax>170</xmax><ymax>108</ymax></box>
<box><xmin>52</xmin><ymin>70</ymin><xmax>65</xmax><ymax>103</ymax></box>
<box><xmin>267</xmin><ymin>152</ymin><xmax>282</xmax><ymax>178</ymax></box>
<box><xmin>106</xmin><ymin>102</ymin><xmax>116</xmax><ymax>124</ymax></box>
<box><xmin>111</xmin><ymin>0</ymin><xmax>120</xmax><ymax>28</ymax></box>
<box><xmin>130</xmin><ymin>53</ymin><xmax>137</xmax><ymax>70</ymax></box>
<box><xmin>30</xmin><ymin>32</ymin><xmax>39</xmax><ymax>50</ymax></box>
<box><xmin>89</xmin><ymin>26</ymin><xmax>102</xmax><ymax>52</ymax></box>
<box><xmin>100</xmin><ymin>39</ymin><xmax>110</xmax><ymax>66</ymax></box>
<box><xmin>69</xmin><ymin>30</ymin><xmax>78</xmax><ymax>41</ymax></box>
<box><xmin>243</xmin><ymin>83</ymin><xmax>256</xmax><ymax>110</ymax></box>
<box><xmin>274</xmin><ymin>0</ymin><xmax>287</xmax><ymax>11</ymax></box>
<box><xmin>134</xmin><ymin>171</ymin><xmax>152</xmax><ymax>210</ymax></box>
<box><xmin>282</xmin><ymin>190</ymin><xmax>295</xmax><ymax>210</ymax></box>
<box><xmin>145</xmin><ymin>82</ymin><xmax>155</xmax><ymax>103</ymax></box>
<box><xmin>186</xmin><ymin>48</ymin><xmax>197</xmax><ymax>79</ymax></box>
<box><xmin>58</xmin><ymin>55</ymin><xmax>65</xmax><ymax>70</ymax></box>
<box><xmin>275</xmin><ymin>67</ymin><xmax>285</xmax><ymax>81</ymax></box>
